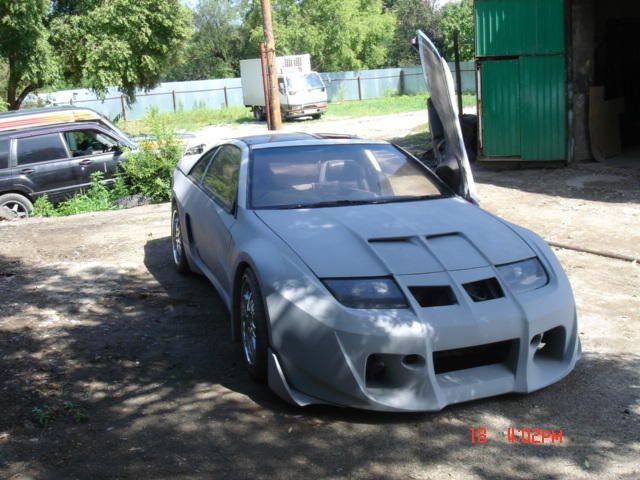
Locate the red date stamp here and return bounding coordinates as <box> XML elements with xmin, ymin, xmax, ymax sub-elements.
<box><xmin>469</xmin><ymin>427</ymin><xmax>564</xmax><ymax>445</ymax></box>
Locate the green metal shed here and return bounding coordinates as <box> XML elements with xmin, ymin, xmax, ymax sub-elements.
<box><xmin>475</xmin><ymin>0</ymin><xmax>568</xmax><ymax>162</ymax></box>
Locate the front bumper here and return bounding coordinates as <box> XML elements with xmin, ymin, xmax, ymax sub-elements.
<box><xmin>266</xmin><ymin>265</ymin><xmax>580</xmax><ymax>412</ymax></box>
<box><xmin>282</xmin><ymin>103</ymin><xmax>327</xmax><ymax>118</ymax></box>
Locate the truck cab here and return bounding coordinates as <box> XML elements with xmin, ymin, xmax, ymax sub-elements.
<box><xmin>277</xmin><ymin>71</ymin><xmax>327</xmax><ymax>119</ymax></box>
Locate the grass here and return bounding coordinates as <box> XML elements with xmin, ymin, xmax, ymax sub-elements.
<box><xmin>392</xmin><ymin>122</ymin><xmax>432</xmax><ymax>154</ymax></box>
<box><xmin>117</xmin><ymin>94</ymin><xmax>477</xmax><ymax>136</ymax></box>
<box><xmin>119</xmin><ymin>106</ymin><xmax>253</xmax><ymax>136</ymax></box>
<box><xmin>325</xmin><ymin>94</ymin><xmax>476</xmax><ymax>119</ymax></box>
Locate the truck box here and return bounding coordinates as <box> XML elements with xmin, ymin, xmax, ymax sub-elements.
<box><xmin>240</xmin><ymin>54</ymin><xmax>312</xmax><ymax>107</ymax></box>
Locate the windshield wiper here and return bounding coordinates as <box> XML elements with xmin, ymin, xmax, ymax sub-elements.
<box><xmin>272</xmin><ymin>195</ymin><xmax>446</xmax><ymax>210</ymax></box>
<box><xmin>276</xmin><ymin>199</ymin><xmax>377</xmax><ymax>209</ymax></box>
<box><xmin>366</xmin><ymin>194</ymin><xmax>445</xmax><ymax>205</ymax></box>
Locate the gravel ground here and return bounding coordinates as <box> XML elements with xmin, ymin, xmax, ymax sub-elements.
<box><xmin>0</xmin><ymin>112</ymin><xmax>638</xmax><ymax>480</ymax></box>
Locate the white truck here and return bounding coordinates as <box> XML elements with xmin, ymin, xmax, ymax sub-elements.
<box><xmin>240</xmin><ymin>54</ymin><xmax>328</xmax><ymax>121</ymax></box>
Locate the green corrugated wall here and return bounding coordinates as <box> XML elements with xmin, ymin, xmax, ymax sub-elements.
<box><xmin>476</xmin><ymin>0</ymin><xmax>567</xmax><ymax>161</ymax></box>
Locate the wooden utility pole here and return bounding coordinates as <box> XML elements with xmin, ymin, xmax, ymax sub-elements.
<box><xmin>260</xmin><ymin>0</ymin><xmax>282</xmax><ymax>130</ymax></box>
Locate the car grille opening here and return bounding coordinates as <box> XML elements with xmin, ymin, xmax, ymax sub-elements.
<box><xmin>433</xmin><ymin>339</ymin><xmax>517</xmax><ymax>374</ymax></box>
<box><xmin>463</xmin><ymin>277</ymin><xmax>504</xmax><ymax>302</ymax></box>
<box><xmin>409</xmin><ymin>286</ymin><xmax>457</xmax><ymax>307</ymax></box>
<box><xmin>533</xmin><ymin>326</ymin><xmax>566</xmax><ymax>360</ymax></box>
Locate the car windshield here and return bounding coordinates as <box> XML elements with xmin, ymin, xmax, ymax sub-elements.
<box><xmin>250</xmin><ymin>144</ymin><xmax>448</xmax><ymax>209</ymax></box>
<box><xmin>286</xmin><ymin>73</ymin><xmax>324</xmax><ymax>93</ymax></box>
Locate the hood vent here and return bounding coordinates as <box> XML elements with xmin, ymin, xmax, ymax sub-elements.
<box><xmin>409</xmin><ymin>286</ymin><xmax>457</xmax><ymax>307</ymax></box>
<box><xmin>463</xmin><ymin>278</ymin><xmax>504</xmax><ymax>302</ymax></box>
<box><xmin>368</xmin><ymin>237</ymin><xmax>411</xmax><ymax>244</ymax></box>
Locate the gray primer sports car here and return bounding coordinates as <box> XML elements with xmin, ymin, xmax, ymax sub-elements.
<box><xmin>170</xmin><ymin>33</ymin><xmax>580</xmax><ymax>412</ymax></box>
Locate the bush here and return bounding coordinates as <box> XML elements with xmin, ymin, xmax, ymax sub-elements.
<box><xmin>32</xmin><ymin>109</ymin><xmax>181</xmax><ymax>217</ymax></box>
<box><xmin>118</xmin><ymin>109</ymin><xmax>183</xmax><ymax>203</ymax></box>
<box><xmin>33</xmin><ymin>172</ymin><xmax>130</xmax><ymax>217</ymax></box>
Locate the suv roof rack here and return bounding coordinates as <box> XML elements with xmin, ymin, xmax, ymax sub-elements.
<box><xmin>0</xmin><ymin>107</ymin><xmax>102</xmax><ymax>133</ymax></box>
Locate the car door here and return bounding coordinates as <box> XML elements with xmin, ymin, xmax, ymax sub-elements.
<box><xmin>12</xmin><ymin>132</ymin><xmax>76</xmax><ymax>201</ymax></box>
<box><xmin>417</xmin><ymin>30</ymin><xmax>478</xmax><ymax>203</ymax></box>
<box><xmin>189</xmin><ymin>144</ymin><xmax>241</xmax><ymax>293</ymax></box>
<box><xmin>62</xmin><ymin>128</ymin><xmax>124</xmax><ymax>186</ymax></box>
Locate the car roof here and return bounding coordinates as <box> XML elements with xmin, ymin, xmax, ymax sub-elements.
<box><xmin>237</xmin><ymin>132</ymin><xmax>319</xmax><ymax>145</ymax></box>
<box><xmin>237</xmin><ymin>132</ymin><xmax>387</xmax><ymax>149</ymax></box>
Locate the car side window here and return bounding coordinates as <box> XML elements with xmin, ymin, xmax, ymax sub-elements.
<box><xmin>63</xmin><ymin>130</ymin><xmax>119</xmax><ymax>157</ymax></box>
<box><xmin>189</xmin><ymin>148</ymin><xmax>217</xmax><ymax>181</ymax></box>
<box><xmin>17</xmin><ymin>134</ymin><xmax>68</xmax><ymax>165</ymax></box>
<box><xmin>201</xmin><ymin>144</ymin><xmax>241</xmax><ymax>210</ymax></box>
<box><xmin>0</xmin><ymin>139</ymin><xmax>8</xmax><ymax>169</ymax></box>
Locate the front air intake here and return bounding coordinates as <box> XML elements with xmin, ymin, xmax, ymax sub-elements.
<box><xmin>433</xmin><ymin>339</ymin><xmax>517</xmax><ymax>374</ymax></box>
<box><xmin>463</xmin><ymin>278</ymin><xmax>504</xmax><ymax>302</ymax></box>
<box><xmin>409</xmin><ymin>286</ymin><xmax>457</xmax><ymax>307</ymax></box>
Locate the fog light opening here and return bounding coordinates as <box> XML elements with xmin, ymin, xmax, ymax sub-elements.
<box><xmin>366</xmin><ymin>355</ymin><xmax>387</xmax><ymax>386</ymax></box>
<box><xmin>402</xmin><ymin>354</ymin><xmax>425</xmax><ymax>369</ymax></box>
<box><xmin>530</xmin><ymin>334</ymin><xmax>542</xmax><ymax>347</ymax></box>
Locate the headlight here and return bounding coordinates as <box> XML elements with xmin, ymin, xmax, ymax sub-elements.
<box><xmin>497</xmin><ymin>258</ymin><xmax>548</xmax><ymax>294</ymax></box>
<box><xmin>323</xmin><ymin>278</ymin><xmax>408</xmax><ymax>309</ymax></box>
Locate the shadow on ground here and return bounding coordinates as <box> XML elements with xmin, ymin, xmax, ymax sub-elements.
<box><xmin>0</xmin><ymin>238</ymin><xmax>638</xmax><ymax>479</ymax></box>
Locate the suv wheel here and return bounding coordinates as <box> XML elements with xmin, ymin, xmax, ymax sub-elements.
<box><xmin>0</xmin><ymin>193</ymin><xmax>33</xmax><ymax>218</ymax></box>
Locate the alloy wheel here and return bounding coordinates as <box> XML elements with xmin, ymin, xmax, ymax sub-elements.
<box><xmin>240</xmin><ymin>279</ymin><xmax>258</xmax><ymax>366</ymax></box>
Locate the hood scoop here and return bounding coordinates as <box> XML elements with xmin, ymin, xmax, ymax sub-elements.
<box><xmin>425</xmin><ymin>233</ymin><xmax>488</xmax><ymax>271</ymax></box>
<box><xmin>367</xmin><ymin>236</ymin><xmax>443</xmax><ymax>275</ymax></box>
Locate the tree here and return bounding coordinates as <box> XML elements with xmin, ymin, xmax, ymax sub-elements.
<box><xmin>165</xmin><ymin>0</ymin><xmax>248</xmax><ymax>81</ymax></box>
<box><xmin>0</xmin><ymin>1</ymin><xmax>60</xmax><ymax>110</ymax></box>
<box><xmin>245</xmin><ymin>0</ymin><xmax>396</xmax><ymax>72</ymax></box>
<box><xmin>52</xmin><ymin>0</ymin><xmax>192</xmax><ymax>101</ymax></box>
<box><xmin>439</xmin><ymin>0</ymin><xmax>474</xmax><ymax>61</ymax></box>
<box><xmin>0</xmin><ymin>0</ymin><xmax>191</xmax><ymax>110</ymax></box>
<box><xmin>388</xmin><ymin>0</ymin><xmax>440</xmax><ymax>66</ymax></box>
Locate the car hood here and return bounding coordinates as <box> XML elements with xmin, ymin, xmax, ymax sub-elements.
<box><xmin>255</xmin><ymin>198</ymin><xmax>535</xmax><ymax>278</ymax></box>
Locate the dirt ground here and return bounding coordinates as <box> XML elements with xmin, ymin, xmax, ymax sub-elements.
<box><xmin>1</xmin><ymin>113</ymin><xmax>639</xmax><ymax>479</ymax></box>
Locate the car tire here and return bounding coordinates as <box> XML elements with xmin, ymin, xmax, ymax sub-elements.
<box><xmin>0</xmin><ymin>193</ymin><xmax>33</xmax><ymax>218</ymax></box>
<box><xmin>171</xmin><ymin>205</ymin><xmax>191</xmax><ymax>274</ymax></box>
<box><xmin>312</xmin><ymin>113</ymin><xmax>322</xmax><ymax>120</ymax></box>
<box><xmin>239</xmin><ymin>268</ymin><xmax>269</xmax><ymax>382</ymax></box>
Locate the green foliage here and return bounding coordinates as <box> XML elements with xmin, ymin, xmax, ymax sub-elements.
<box><xmin>389</xmin><ymin>0</ymin><xmax>440</xmax><ymax>67</ymax></box>
<box><xmin>34</xmin><ymin>171</ymin><xmax>131</xmax><ymax>217</ymax></box>
<box><xmin>325</xmin><ymin>93</ymin><xmax>476</xmax><ymax>118</ymax></box>
<box><xmin>0</xmin><ymin>0</ymin><xmax>191</xmax><ymax>110</ymax></box>
<box><xmin>118</xmin><ymin>110</ymin><xmax>183</xmax><ymax>202</ymax></box>
<box><xmin>439</xmin><ymin>0</ymin><xmax>474</xmax><ymax>61</ymax></box>
<box><xmin>33</xmin><ymin>112</ymin><xmax>182</xmax><ymax>217</ymax></box>
<box><xmin>119</xmin><ymin>106</ymin><xmax>252</xmax><ymax>136</ymax></box>
<box><xmin>164</xmin><ymin>0</ymin><xmax>246</xmax><ymax>81</ymax></box>
<box><xmin>32</xmin><ymin>195</ymin><xmax>58</xmax><ymax>217</ymax></box>
<box><xmin>0</xmin><ymin>0</ymin><xmax>61</xmax><ymax>109</ymax></box>
<box><xmin>32</xmin><ymin>404</ymin><xmax>55</xmax><ymax>426</ymax></box>
<box><xmin>51</xmin><ymin>0</ymin><xmax>192</xmax><ymax>102</ymax></box>
<box><xmin>245</xmin><ymin>0</ymin><xmax>396</xmax><ymax>72</ymax></box>
<box><xmin>64</xmin><ymin>401</ymin><xmax>89</xmax><ymax>423</ymax></box>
